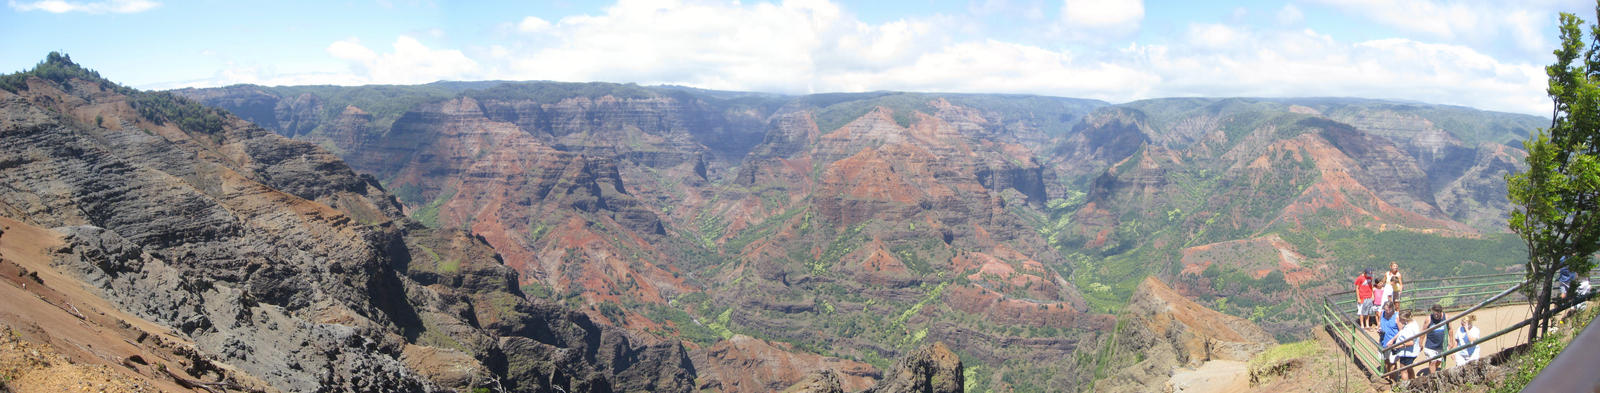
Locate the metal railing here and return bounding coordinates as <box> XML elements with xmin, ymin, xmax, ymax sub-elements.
<box><xmin>1319</xmin><ymin>268</ymin><xmax>1598</xmax><ymax>385</ymax></box>
<box><xmin>1318</xmin><ymin>271</ymin><xmax>1533</xmax><ymax>379</ymax></box>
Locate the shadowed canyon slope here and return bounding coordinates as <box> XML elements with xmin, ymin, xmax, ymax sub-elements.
<box><xmin>170</xmin><ymin>74</ymin><xmax>1542</xmax><ymax>391</ymax></box>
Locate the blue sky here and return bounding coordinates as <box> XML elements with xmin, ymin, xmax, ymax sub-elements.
<box><xmin>2</xmin><ymin>0</ymin><xmax>1591</xmax><ymax>115</ymax></box>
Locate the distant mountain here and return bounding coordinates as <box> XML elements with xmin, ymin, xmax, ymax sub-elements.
<box><xmin>177</xmin><ymin>75</ymin><xmax>1541</xmax><ymax>391</ymax></box>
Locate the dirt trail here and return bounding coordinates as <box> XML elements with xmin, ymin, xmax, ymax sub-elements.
<box><xmin>1166</xmin><ymin>360</ymin><xmax>1249</xmax><ymax>393</ymax></box>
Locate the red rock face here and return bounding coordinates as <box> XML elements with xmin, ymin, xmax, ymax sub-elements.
<box><xmin>353</xmin><ymin>97</ymin><xmax>696</xmax><ymax>323</ymax></box>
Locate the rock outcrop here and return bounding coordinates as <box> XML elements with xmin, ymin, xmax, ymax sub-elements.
<box><xmin>693</xmin><ymin>335</ymin><xmax>879</xmax><ymax>393</ymax></box>
<box><xmin>781</xmin><ymin>370</ymin><xmax>848</xmax><ymax>393</ymax></box>
<box><xmin>1096</xmin><ymin>277</ymin><xmax>1275</xmax><ymax>393</ymax></box>
<box><xmin>862</xmin><ymin>342</ymin><xmax>963</xmax><ymax>393</ymax></box>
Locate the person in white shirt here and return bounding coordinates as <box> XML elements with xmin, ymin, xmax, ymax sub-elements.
<box><xmin>1454</xmin><ymin>315</ymin><xmax>1481</xmax><ymax>367</ymax></box>
<box><xmin>1390</xmin><ymin>310</ymin><xmax>1423</xmax><ymax>380</ymax></box>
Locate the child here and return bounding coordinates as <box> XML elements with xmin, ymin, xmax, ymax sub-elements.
<box><xmin>1453</xmin><ymin>315</ymin><xmax>1480</xmax><ymax>367</ymax></box>
<box><xmin>1373</xmin><ymin>278</ymin><xmax>1391</xmax><ymax>331</ymax></box>
<box><xmin>1387</xmin><ymin>262</ymin><xmax>1405</xmax><ymax>301</ymax></box>
<box><xmin>1379</xmin><ymin>302</ymin><xmax>1399</xmax><ymax>371</ymax></box>
<box><xmin>1391</xmin><ymin>310</ymin><xmax>1422</xmax><ymax>380</ymax></box>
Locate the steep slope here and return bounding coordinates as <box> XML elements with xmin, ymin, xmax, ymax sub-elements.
<box><xmin>182</xmin><ymin>83</ymin><xmax>785</xmax><ymax>333</ymax></box>
<box><xmin>1094</xmin><ymin>277</ymin><xmax>1275</xmax><ymax>393</ymax></box>
<box><xmin>0</xmin><ymin>216</ymin><xmax>272</xmax><ymax>393</ymax></box>
<box><xmin>0</xmin><ymin>54</ymin><xmax>699</xmax><ymax>392</ymax></box>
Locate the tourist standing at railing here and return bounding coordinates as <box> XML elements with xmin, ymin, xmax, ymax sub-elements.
<box><xmin>1424</xmin><ymin>304</ymin><xmax>1449</xmax><ymax>373</ymax></box>
<box><xmin>1356</xmin><ymin>269</ymin><xmax>1375</xmax><ymax>329</ymax></box>
<box><xmin>1453</xmin><ymin>315</ymin><xmax>1481</xmax><ymax>367</ymax></box>
<box><xmin>1556</xmin><ymin>265</ymin><xmax>1576</xmax><ymax>300</ymax></box>
<box><xmin>1372</xmin><ymin>279</ymin><xmax>1390</xmax><ymax>332</ymax></box>
<box><xmin>1389</xmin><ymin>310</ymin><xmax>1422</xmax><ymax>381</ymax></box>
<box><xmin>1379</xmin><ymin>301</ymin><xmax>1399</xmax><ymax>371</ymax></box>
<box><xmin>1386</xmin><ymin>262</ymin><xmax>1405</xmax><ymax>302</ymax></box>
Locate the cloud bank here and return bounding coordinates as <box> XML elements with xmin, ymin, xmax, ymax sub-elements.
<box><xmin>8</xmin><ymin>0</ymin><xmax>158</xmax><ymax>14</ymax></box>
<box><xmin>187</xmin><ymin>0</ymin><xmax>1556</xmax><ymax>115</ymax></box>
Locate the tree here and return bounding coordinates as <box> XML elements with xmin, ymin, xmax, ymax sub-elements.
<box><xmin>1507</xmin><ymin>5</ymin><xmax>1600</xmax><ymax>344</ymax></box>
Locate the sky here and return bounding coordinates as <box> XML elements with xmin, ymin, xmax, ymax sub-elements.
<box><xmin>1</xmin><ymin>0</ymin><xmax>1591</xmax><ymax>116</ymax></box>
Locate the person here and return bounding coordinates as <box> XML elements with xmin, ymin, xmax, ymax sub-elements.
<box><xmin>1379</xmin><ymin>302</ymin><xmax>1399</xmax><ymax>371</ymax></box>
<box><xmin>1386</xmin><ymin>262</ymin><xmax>1405</xmax><ymax>301</ymax></box>
<box><xmin>1380</xmin><ymin>278</ymin><xmax>1396</xmax><ymax>312</ymax></box>
<box><xmin>1556</xmin><ymin>266</ymin><xmax>1576</xmax><ymax>300</ymax></box>
<box><xmin>1356</xmin><ymin>269</ymin><xmax>1375</xmax><ymax>328</ymax></box>
<box><xmin>1424</xmin><ymin>304</ymin><xmax>1449</xmax><ymax>372</ymax></box>
<box><xmin>1390</xmin><ymin>310</ymin><xmax>1422</xmax><ymax>380</ymax></box>
<box><xmin>1372</xmin><ymin>279</ymin><xmax>1390</xmax><ymax>332</ymax></box>
<box><xmin>1453</xmin><ymin>315</ymin><xmax>1481</xmax><ymax>367</ymax></box>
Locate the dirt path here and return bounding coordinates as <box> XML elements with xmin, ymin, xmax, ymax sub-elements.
<box><xmin>1166</xmin><ymin>360</ymin><xmax>1250</xmax><ymax>393</ymax></box>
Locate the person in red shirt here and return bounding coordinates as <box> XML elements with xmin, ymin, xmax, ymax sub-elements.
<box><xmin>1356</xmin><ymin>269</ymin><xmax>1376</xmax><ymax>328</ymax></box>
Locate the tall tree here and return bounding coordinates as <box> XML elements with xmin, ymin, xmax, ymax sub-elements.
<box><xmin>1508</xmin><ymin>5</ymin><xmax>1600</xmax><ymax>343</ymax></box>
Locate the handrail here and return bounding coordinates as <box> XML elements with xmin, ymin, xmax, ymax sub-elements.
<box><xmin>1378</xmin><ymin>287</ymin><xmax>1595</xmax><ymax>380</ymax></box>
<box><xmin>1324</xmin><ymin>272</ymin><xmax>1528</xmax><ymax>299</ymax></box>
<box><xmin>1322</xmin><ymin>302</ymin><xmax>1382</xmax><ymax>371</ymax></box>
<box><xmin>1321</xmin><ymin>268</ymin><xmax>1598</xmax><ymax>386</ymax></box>
<box><xmin>1380</xmin><ymin>281</ymin><xmax>1525</xmax><ymax>352</ymax></box>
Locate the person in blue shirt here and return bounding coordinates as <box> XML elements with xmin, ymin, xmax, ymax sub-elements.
<box><xmin>1557</xmin><ymin>265</ymin><xmax>1577</xmax><ymax>301</ymax></box>
<box><xmin>1379</xmin><ymin>301</ymin><xmax>1400</xmax><ymax>372</ymax></box>
<box><xmin>1391</xmin><ymin>310</ymin><xmax>1423</xmax><ymax>380</ymax></box>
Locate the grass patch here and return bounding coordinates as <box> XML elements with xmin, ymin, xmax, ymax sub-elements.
<box><xmin>1248</xmin><ymin>340</ymin><xmax>1319</xmax><ymax>375</ymax></box>
<box><xmin>410</xmin><ymin>187</ymin><xmax>456</xmax><ymax>228</ymax></box>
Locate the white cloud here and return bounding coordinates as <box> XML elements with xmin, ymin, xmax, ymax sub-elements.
<box><xmin>1307</xmin><ymin>0</ymin><xmax>1570</xmax><ymax>57</ymax></box>
<box><xmin>325</xmin><ymin>36</ymin><xmax>479</xmax><ymax>85</ymax></box>
<box><xmin>1127</xmin><ymin>26</ymin><xmax>1547</xmax><ymax>114</ymax></box>
<box><xmin>462</xmin><ymin>0</ymin><xmax>1545</xmax><ymax>114</ymax></box>
<box><xmin>145</xmin><ymin>0</ymin><xmax>1550</xmax><ymax>116</ymax></box>
<box><xmin>517</xmin><ymin>16</ymin><xmax>552</xmax><ymax>33</ymax></box>
<box><xmin>1188</xmin><ymin>23</ymin><xmax>1243</xmax><ymax>49</ymax></box>
<box><xmin>8</xmin><ymin>0</ymin><xmax>158</xmax><ymax>13</ymax></box>
<box><xmin>1277</xmin><ymin>4</ymin><xmax>1304</xmax><ymax>25</ymax></box>
<box><xmin>1060</xmin><ymin>0</ymin><xmax>1143</xmax><ymax>28</ymax></box>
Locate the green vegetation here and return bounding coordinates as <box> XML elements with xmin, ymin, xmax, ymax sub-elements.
<box><xmin>1248</xmin><ymin>340</ymin><xmax>1319</xmax><ymax>374</ymax></box>
<box><xmin>0</xmin><ymin>52</ymin><xmax>132</xmax><ymax>95</ymax></box>
<box><xmin>808</xmin><ymin>92</ymin><xmax>935</xmax><ymax>133</ymax></box>
<box><xmin>410</xmin><ymin>188</ymin><xmax>457</xmax><ymax>228</ymax></box>
<box><xmin>2</xmin><ymin>52</ymin><xmax>232</xmax><ymax>136</ymax></box>
<box><xmin>131</xmin><ymin>91</ymin><xmax>230</xmax><ymax>134</ymax></box>
<box><xmin>1489</xmin><ymin>301</ymin><xmax>1597</xmax><ymax>393</ymax></box>
<box><xmin>1279</xmin><ymin>229</ymin><xmax>1524</xmax><ymax>276</ymax></box>
<box><xmin>1508</xmin><ymin>6</ymin><xmax>1600</xmax><ymax>343</ymax></box>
